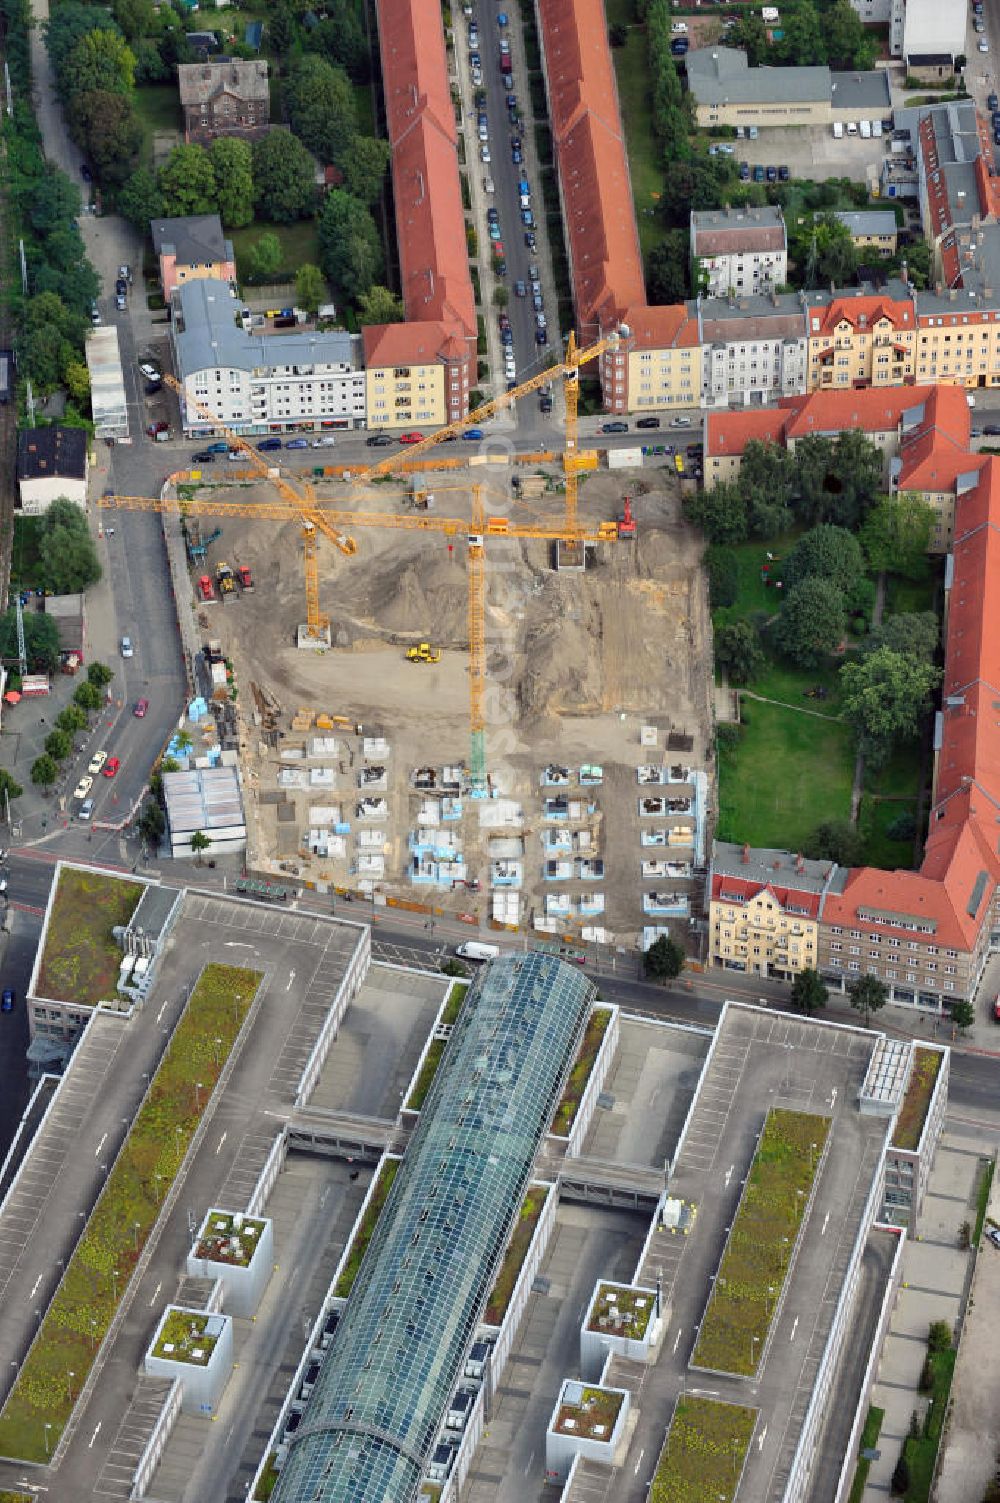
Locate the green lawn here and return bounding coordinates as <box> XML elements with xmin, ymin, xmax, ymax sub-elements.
<box><xmin>9</xmin><ymin>514</ymin><xmax>43</xmax><ymax>591</ymax></box>
<box><xmin>230</xmin><ymin>220</ymin><xmax>322</xmax><ymax>282</ymax></box>
<box><xmin>858</xmin><ymin>740</ymin><xmax>922</xmax><ymax>868</ymax></box>
<box><xmin>847</xmin><ymin>1406</ymin><xmax>885</xmax><ymax>1503</ymax></box>
<box><xmin>717</xmin><ymin>701</ymin><xmax>854</xmax><ymax>851</ymax></box>
<box><xmin>883</xmin><ymin>570</ymin><xmax>937</xmax><ymax>617</ymax></box>
<box><xmin>651</xmin><ymin>1396</ymin><xmax>757</xmax><ymax>1503</ymax></box>
<box><xmin>0</xmin><ymin>964</ymin><xmax>261</xmax><ymax>1462</ymax></box>
<box><xmin>484</xmin><ymin>1186</ymin><xmax>549</xmax><ymax>1325</ymax></box>
<box><xmin>551</xmin><ymin>1006</ymin><xmax>611</xmax><ymax>1136</ymax></box>
<box><xmin>132</xmin><ymin>84</ymin><xmax>183</xmax><ymax>164</ymax></box>
<box><xmin>353</xmin><ymin>82</ymin><xmax>376</xmax><ymax>139</ymax></box>
<box><xmin>712</xmin><ymin>531</ymin><xmax>802</xmax><ymax>633</ymax></box>
<box><xmin>902</xmin><ymin>1344</ymin><xmax>956</xmax><ymax>1501</ymax></box>
<box><xmin>610</xmin><ymin>28</ymin><xmax>662</xmax><ymax>256</ymax></box>
<box><xmin>36</xmin><ymin>868</ymin><xmax>144</xmax><ymax>1005</ymax></box>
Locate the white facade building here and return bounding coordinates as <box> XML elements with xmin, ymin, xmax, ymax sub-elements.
<box><xmin>903</xmin><ymin>0</ymin><xmax>965</xmax><ymax>67</ymax></box>
<box><xmin>86</xmin><ymin>326</ymin><xmax>129</xmax><ymax>442</ymax></box>
<box><xmin>699</xmin><ymin>293</ymin><xmax>809</xmax><ymax>409</ymax></box>
<box><xmin>172</xmin><ymin>279</ymin><xmax>367</xmax><ymax>436</ymax></box>
<box><xmin>17</xmin><ymin>427</ymin><xmax>87</xmax><ymax>512</ymax></box>
<box><xmin>691</xmin><ymin>206</ymin><xmax>787</xmax><ymax>298</ymax></box>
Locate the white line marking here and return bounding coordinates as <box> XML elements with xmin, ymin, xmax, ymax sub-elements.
<box><xmin>155</xmin><ymin>1000</ymin><xmax>168</xmax><ymax>1024</ymax></box>
<box><xmin>215</xmin><ymin>1132</ymin><xmax>227</xmax><ymax>1156</ymax></box>
<box><xmin>29</xmin><ymin>1274</ymin><xmax>41</xmax><ymax>1299</ymax></box>
<box><xmin>821</xmin><ymin>1212</ymin><xmax>830</xmax><ymax>1236</ymax></box>
<box><xmin>672</xmin><ymin>1328</ymin><xmax>683</xmax><ymax>1354</ymax></box>
<box><xmin>634</xmin><ymin>1447</ymin><xmax>645</xmax><ymax>1475</ymax></box>
<box><xmin>94</xmin><ymin>1133</ymin><xmax>108</xmax><ymax>1158</ymax></box>
<box><xmin>790</xmin><ymin>1316</ymin><xmax>799</xmax><ymax>1342</ymax></box>
<box><xmin>724</xmin><ymin>1164</ymin><xmax>734</xmax><ymax>1189</ymax></box>
<box><xmin>523</xmin><ymin>1450</ymin><xmax>534</xmax><ymax>1476</ymax></box>
<box><xmin>89</xmin><ymin>1422</ymin><xmax>102</xmax><ymax>1448</ymax></box>
<box><xmin>286</xmin><ymin>970</ymin><xmax>296</xmax><ymax>991</ymax></box>
<box><xmin>148</xmin><ymin>1281</ymin><xmax>161</xmax><ymax>1307</ymax></box>
<box><xmin>758</xmin><ymin>1424</ymin><xmax>768</xmax><ymax>1452</ymax></box>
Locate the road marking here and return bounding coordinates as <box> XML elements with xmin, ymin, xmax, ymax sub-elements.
<box><xmin>286</xmin><ymin>970</ymin><xmax>296</xmax><ymax>991</ymax></box>
<box><xmin>224</xmin><ymin>942</ymin><xmax>255</xmax><ymax>949</ymax></box>
<box><xmin>758</xmin><ymin>1424</ymin><xmax>768</xmax><ymax>1452</ymax></box>
<box><xmin>821</xmin><ymin>1212</ymin><xmax>830</xmax><ymax>1236</ymax></box>
<box><xmin>155</xmin><ymin>1000</ymin><xmax>168</xmax><ymax>1024</ymax></box>
<box><xmin>523</xmin><ymin>1450</ymin><xmax>534</xmax><ymax>1476</ymax></box>
<box><xmin>672</xmin><ymin>1327</ymin><xmax>683</xmax><ymax>1355</ymax></box>
<box><xmin>634</xmin><ymin>1448</ymin><xmax>645</xmax><ymax>1475</ymax></box>
<box><xmin>216</xmin><ymin>1132</ymin><xmax>227</xmax><ymax>1156</ymax></box>
<box><xmin>29</xmin><ymin>1274</ymin><xmax>41</xmax><ymax>1299</ymax></box>
<box><xmin>830</xmin><ymin>1087</ymin><xmax>838</xmax><ymax>1110</ymax></box>
<box><xmin>89</xmin><ymin>1422</ymin><xmax>102</xmax><ymax>1448</ymax></box>
<box><xmin>94</xmin><ymin>1133</ymin><xmax>108</xmax><ymax>1158</ymax></box>
<box><xmin>149</xmin><ymin>1280</ymin><xmax>161</xmax><ymax>1307</ymax></box>
<box><xmin>790</xmin><ymin>1316</ymin><xmax>799</xmax><ymax>1342</ymax></box>
<box><xmin>724</xmin><ymin>1164</ymin><xmax>734</xmax><ymax>1189</ymax></box>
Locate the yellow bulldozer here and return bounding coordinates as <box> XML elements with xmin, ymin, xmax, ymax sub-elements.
<box><xmin>405</xmin><ymin>642</ymin><xmax>441</xmax><ymax>663</ymax></box>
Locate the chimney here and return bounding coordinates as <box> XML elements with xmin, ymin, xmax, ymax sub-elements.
<box><xmin>796</xmin><ymin>852</ymin><xmax>805</xmax><ymax>873</ymax></box>
<box><xmin>742</xmin><ymin>843</ymin><xmax>750</xmax><ymax>863</ymax></box>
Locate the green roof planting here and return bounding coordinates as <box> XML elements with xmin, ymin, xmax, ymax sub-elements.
<box><xmin>272</xmin><ymin>954</ymin><xmax>593</xmax><ymax>1503</ymax></box>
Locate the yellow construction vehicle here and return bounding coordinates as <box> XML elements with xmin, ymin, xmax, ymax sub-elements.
<box><xmin>405</xmin><ymin>642</ymin><xmax>442</xmax><ymax>663</ymax></box>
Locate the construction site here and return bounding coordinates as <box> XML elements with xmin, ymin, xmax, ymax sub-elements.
<box><xmin>104</xmin><ymin>350</ymin><xmax>715</xmax><ymax>947</ymax></box>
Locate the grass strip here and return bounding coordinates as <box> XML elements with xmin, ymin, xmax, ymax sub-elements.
<box><xmin>975</xmin><ymin>1157</ymin><xmax>995</xmax><ymax>1243</ymax></box>
<box><xmin>902</xmin><ymin>1345</ymin><xmax>956</xmax><ymax>1500</ymax></box>
<box><xmin>334</xmin><ymin>1159</ymin><xmax>400</xmax><ymax>1298</ymax></box>
<box><xmin>891</xmin><ymin>1048</ymin><xmax>941</xmax><ymax>1151</ymax></box>
<box><xmin>550</xmin><ymin>1006</ymin><xmax>611</xmax><ymax>1136</ymax></box>
<box><xmin>0</xmin><ymin>963</ymin><xmax>261</xmax><ymax>1462</ymax></box>
<box><xmin>691</xmin><ymin>1108</ymin><xmax>830</xmax><ymax>1376</ymax></box>
<box><xmin>651</xmin><ymin>1395</ymin><xmax>756</xmax><ymax>1503</ymax></box>
<box><xmin>484</xmin><ymin>1186</ymin><xmax>549</xmax><ymax>1325</ymax></box>
<box><xmin>847</xmin><ymin>1405</ymin><xmax>885</xmax><ymax>1503</ymax></box>
<box><xmin>405</xmin><ymin>981</ymin><xmax>469</xmax><ymax>1111</ymax></box>
<box><xmin>36</xmin><ymin>868</ymin><xmax>144</xmax><ymax>1005</ymax></box>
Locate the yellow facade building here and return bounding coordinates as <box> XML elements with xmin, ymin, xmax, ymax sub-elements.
<box><xmin>805</xmin><ymin>289</ymin><xmax>916</xmax><ymax>392</ymax></box>
<box><xmin>708</xmin><ymin>842</ymin><xmax>833</xmax><ymax>981</ymax></box>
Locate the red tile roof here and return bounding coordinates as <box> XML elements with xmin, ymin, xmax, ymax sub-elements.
<box><xmin>362</xmin><ymin>320</ymin><xmax>469</xmax><ymax>368</ymax></box>
<box><xmin>711</xmin><ymin>872</ymin><xmax>822</xmax><ymax>919</ymax></box>
<box><xmin>896</xmin><ymin>384</ymin><xmax>978</xmax><ymax>492</ymax></box>
<box><xmin>704</xmin><ymin>409</ymin><xmax>788</xmax><ymax>461</ymax></box>
<box><xmin>375</xmin><ymin>0</ymin><xmax>475</xmax><ymax>339</ymax></box>
<box><xmin>537</xmin><ymin>0</ymin><xmax>645</xmax><ymax>333</ymax></box>
<box><xmin>704</xmin><ymin>386</ymin><xmax>946</xmax><ymax>461</ymax></box>
<box><xmin>806</xmin><ymin>293</ymin><xmax>915</xmax><ymax>339</ymax></box>
<box><xmin>622</xmin><ymin>303</ymin><xmax>700</xmax><ymax>351</ymax></box>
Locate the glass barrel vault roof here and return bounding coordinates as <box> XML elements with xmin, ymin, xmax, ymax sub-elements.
<box><xmin>272</xmin><ymin>952</ymin><xmax>594</xmax><ymax>1503</ymax></box>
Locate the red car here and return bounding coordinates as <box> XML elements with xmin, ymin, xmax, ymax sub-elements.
<box><xmin>133</xmin><ymin>698</ymin><xmax>149</xmax><ymax>717</ymax></box>
<box><xmin>103</xmin><ymin>756</ymin><xmax>120</xmax><ymax>777</ymax></box>
<box><xmin>399</xmin><ymin>432</ymin><xmax>424</xmax><ymax>444</ymax></box>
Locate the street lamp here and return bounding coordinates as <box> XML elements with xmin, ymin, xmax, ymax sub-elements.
<box><xmin>213</xmin><ymin>1037</ymin><xmax>222</xmax><ymax>1068</ymax></box>
<box><xmin>194</xmin><ymin>1081</ymin><xmax>203</xmax><ymax>1111</ymax></box>
<box><xmin>133</xmin><ymin>1220</ymin><xmax>141</xmax><ymax>1252</ymax></box>
<box><xmin>43</xmin><ymin>1422</ymin><xmax>52</xmax><ymax>1458</ymax></box>
<box><xmin>67</xmin><ymin>1370</ymin><xmax>75</xmax><ymax>1400</ymax></box>
<box><xmin>111</xmin><ymin>1268</ymin><xmax>119</xmax><ymax>1304</ymax></box>
<box><xmin>750</xmin><ymin>1333</ymin><xmax>760</xmax><ymax>1368</ymax></box>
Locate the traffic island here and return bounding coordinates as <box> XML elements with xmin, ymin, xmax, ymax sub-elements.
<box><xmin>0</xmin><ymin>962</ymin><xmax>262</xmax><ymax>1463</ymax></box>
<box><xmin>144</xmin><ymin>1306</ymin><xmax>234</xmax><ymax>1416</ymax></box>
<box><xmin>691</xmin><ymin>1106</ymin><xmax>830</xmax><ymax>1378</ymax></box>
<box><xmin>187</xmin><ymin>1210</ymin><xmax>273</xmax><ymax>1318</ymax></box>
<box><xmin>650</xmin><ymin>1395</ymin><xmax>757</xmax><ymax>1503</ymax></box>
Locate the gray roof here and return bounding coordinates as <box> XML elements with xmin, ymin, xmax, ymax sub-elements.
<box><xmin>151</xmin><ymin>214</ymin><xmax>232</xmax><ymax>268</ymax></box>
<box><xmin>834</xmin><ymin>210</ymin><xmax>899</xmax><ymax>239</ymax></box>
<box><xmin>127</xmin><ymin>885</ymin><xmax>181</xmax><ymax>945</ymax></box>
<box><xmin>691</xmin><ymin>205</ymin><xmax>786</xmax><ymax>257</ymax></box>
<box><xmin>687</xmin><ymin>47</ymin><xmax>829</xmax><ymax>106</ymax></box>
<box><xmin>173</xmin><ymin>279</ymin><xmax>360</xmax><ymax>377</ymax></box>
<box><xmin>272</xmin><ymin>954</ymin><xmax>594</xmax><ymax>1503</ymax></box>
<box><xmin>17</xmin><ymin>425</ymin><xmax>86</xmax><ymax>482</ymax></box>
<box><xmin>713</xmin><ymin>840</ymin><xmax>838</xmax><ymax>897</ymax></box>
<box><xmin>829</xmin><ymin>70</ymin><xmax>891</xmax><ymax>111</ymax></box>
<box><xmin>699</xmin><ymin>290</ymin><xmax>807</xmax><ymax>343</ymax></box>
<box><xmin>177</xmin><ymin>58</ymin><xmax>269</xmax><ymax>107</ymax></box>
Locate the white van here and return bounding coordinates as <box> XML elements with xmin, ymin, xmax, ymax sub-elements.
<box><xmin>832</xmin><ymin>121</ymin><xmax>844</xmax><ymax>139</ymax></box>
<box><xmin>847</xmin><ymin>120</ymin><xmax>858</xmax><ymax>135</ymax></box>
<box><xmin>859</xmin><ymin>119</ymin><xmax>871</xmax><ymax>139</ymax></box>
<box><xmin>455</xmin><ymin>941</ymin><xmax>501</xmax><ymax>961</ymax></box>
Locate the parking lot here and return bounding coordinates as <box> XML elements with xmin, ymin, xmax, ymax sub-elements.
<box><xmin>733</xmin><ymin>119</ymin><xmax>898</xmax><ymax>186</ymax></box>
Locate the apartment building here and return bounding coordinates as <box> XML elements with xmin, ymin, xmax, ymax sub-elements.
<box><xmin>700</xmin><ymin>293</ymin><xmax>809</xmax><ymax>409</ymax></box>
<box><xmin>833</xmin><ymin>210</ymin><xmax>899</xmax><ymax>258</ymax></box>
<box><xmin>707</xmin><ymin>842</ymin><xmax>837</xmax><ymax>979</ymax></box>
<box><xmin>902</xmin><ymin>0</ymin><xmax>966</xmax><ymax>78</ymax></box>
<box><xmin>616</xmin><ymin>305</ymin><xmax>701</xmax><ymax>415</ymax></box>
<box><xmin>151</xmin><ymin>214</ymin><xmax>236</xmax><ymax>300</ymax></box>
<box><xmin>804</xmin><ymin>283</ymin><xmax>916</xmax><ymax>390</ymax></box>
<box><xmin>690</xmin><ymin>207</ymin><xmax>788</xmax><ymax>297</ymax></box>
<box><xmin>368</xmin><ymin>0</ymin><xmax>476</xmax><ymax>421</ymax></box>
<box><xmin>847</xmin><ymin>0</ymin><xmax>904</xmax><ymax>57</ymax></box>
<box><xmin>892</xmin><ymin>383</ymin><xmax>980</xmax><ymax>551</ymax></box>
<box><xmin>171</xmin><ymin>279</ymin><xmax>366</xmax><ymax>436</ymax></box>
<box><xmin>685</xmin><ymin>46</ymin><xmax>890</xmax><ymax>130</ymax></box>
<box><xmin>177</xmin><ymin>59</ymin><xmax>270</xmax><ymax>145</ymax></box>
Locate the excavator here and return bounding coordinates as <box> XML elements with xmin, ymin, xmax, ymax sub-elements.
<box><xmin>405</xmin><ymin>642</ymin><xmax>442</xmax><ymax>664</ymax></box>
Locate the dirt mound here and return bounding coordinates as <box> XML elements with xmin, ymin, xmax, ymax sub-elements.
<box><xmin>330</xmin><ymin>547</ymin><xmax>470</xmax><ymax>645</ymax></box>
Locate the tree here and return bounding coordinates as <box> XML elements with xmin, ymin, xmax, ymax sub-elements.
<box><xmin>644</xmin><ymin>934</ymin><xmax>685</xmax><ymax>981</ymax></box>
<box><xmin>74</xmin><ymin>680</ymin><xmax>101</xmax><ymax>711</ymax></box>
<box><xmin>0</xmin><ymin>769</ymin><xmax>24</xmax><ymax>806</ymax></box>
<box><xmin>209</xmin><ymin>137</ymin><xmax>254</xmax><ymax>228</ymax></box>
<box><xmin>38</xmin><ymin>499</ymin><xmax>101</xmax><ymax>593</ymax></box>
<box><xmin>64</xmin><ymin>360</ymin><xmax>91</xmax><ymax>408</ymax></box>
<box><xmin>45</xmin><ymin>4</ymin><xmax>123</xmax><ymax>85</ymax></box>
<box><xmin>318</xmin><ymin>189</ymin><xmax>384</xmax><ymax>301</ymax></box>
<box><xmin>295</xmin><ymin>263</ymin><xmax>328</xmax><ymax>317</ymax></box>
<box><xmin>646</xmin><ymin>231</ymin><xmax>690</xmax><ymax>304</ymax></box>
<box><xmin>87</xmin><ymin>661</ymin><xmax>114</xmax><ymax>688</ymax></box>
<box><xmin>609</xmin><ymin>21</ymin><xmax>628</xmax><ymax>45</ymax></box>
<box><xmin>773</xmin><ymin>577</ymin><xmax>846</xmax><ymax>666</ymax></box>
<box><xmin>31</xmin><ymin>755</ymin><xmax>58</xmax><ymax>788</ymax></box>
<box><xmin>825</xmin><ymin>0</ymin><xmax>875</xmax><ymax>68</ymax></box>
<box><xmin>849</xmin><ymin>973</ymin><xmax>888</xmax><ymax>1027</ymax></box>
<box><xmin>704</xmin><ymin>545</ymin><xmax>738</xmax><ymax>608</ymax></box>
<box><xmin>0</xmin><ymin>608</ymin><xmax>61</xmax><ymax>673</ymax></box>
<box><xmin>927</xmin><ymin>1319</ymin><xmax>952</xmax><ymax>1354</ymax></box>
<box><xmin>803</xmin><ymin>819</ymin><xmax>863</xmax><ymax>867</ymax></box>
<box><xmin>190</xmin><ymin>829</ymin><xmax>211</xmax><ymax>865</ymax></box>
<box><xmin>44</xmin><ymin>729</ymin><xmax>71</xmax><ymax>761</ymax></box>
<box><xmin>783</xmin><ymin>524</ymin><xmax>866</xmax><ymax>596</ymax></box>
<box><xmin>286</xmin><ymin>54</ymin><xmax>357</xmax><ymax>164</ymax></box>
<box><xmin>797</xmin><ymin>212</ymin><xmax>858</xmax><ymax>286</ymax></box>
<box><xmin>56</xmin><ymin>704</ymin><xmax>87</xmax><ymax>734</ymax></box>
<box><xmin>791</xmin><ymin>968</ymin><xmax>828</xmax><ymax>1015</ymax></box>
<box><xmin>950</xmin><ymin>998</ymin><xmax>975</xmax><ymax>1034</ymax></box>
<box><xmin>715</xmin><ymin>620</ymin><xmax>764</xmax><ymax>685</ymax></box>
<box><xmin>357</xmin><ymin>285</ymin><xmax>404</xmax><ymax>325</ymax></box>
<box><xmin>75</xmin><ymin>90</ymin><xmax>143</xmax><ymax>185</ymax></box>
<box><xmin>776</xmin><ymin>0</ymin><xmax>825</xmax><ymax>64</ymax></box>
<box><xmin>860</xmin><ymin>494</ymin><xmax>935</xmax><ymax>579</ymax></box>
<box><xmin>118</xmin><ymin>166</ymin><xmax>163</xmax><ymax>228</ymax></box>
<box><xmin>158</xmin><ymin>143</ymin><xmax>217</xmax><ymax>217</ymax></box>
<box><xmin>245</xmin><ymin>232</ymin><xmax>282</xmax><ymax>283</ymax></box>
<box><xmin>683</xmin><ymin>482</ymin><xmax>749</xmax><ymax>545</ymax></box>
<box><xmin>138</xmin><ymin>797</ymin><xmax>165</xmax><ymax>852</ymax></box>
<box><xmin>864</xmin><ymin>611</ymin><xmax>939</xmax><ymax>665</ymax></box>
<box><xmin>744</xmin><ymin>483</ymin><xmax>793</xmax><ymax>541</ymax></box>
<box><xmin>65</xmin><ymin>28</ymin><xmax>136</xmax><ymax>101</ymax></box>
<box><xmin>252</xmin><ymin>129</ymin><xmax>316</xmax><ymax>223</ymax></box>
<box><xmin>890</xmin><ymin>1452</ymin><xmax>910</xmax><ymax>1498</ymax></box>
<box><xmin>739</xmin><ymin>440</ymin><xmax>794</xmax><ymax>508</ymax></box>
<box><xmin>840</xmin><ymin>648</ymin><xmax>940</xmax><ymax>766</ymax></box>
<box><xmin>21</xmin><ymin>173</ymin><xmax>81</xmax><ymax>238</ymax></box>
<box><xmin>339</xmin><ymin>135</ymin><xmax>391</xmax><ymax>206</ymax></box>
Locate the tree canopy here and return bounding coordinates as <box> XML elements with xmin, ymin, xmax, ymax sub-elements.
<box><xmin>863</xmin><ymin>611</ymin><xmax>938</xmax><ymax>665</ymax></box>
<box><xmin>683</xmin><ymin>481</ymin><xmax>748</xmax><ymax>545</ymax></box>
<box><xmin>357</xmin><ymin>284</ymin><xmax>405</xmax><ymax>325</ymax></box>
<box><xmin>339</xmin><ymin>135</ymin><xmax>391</xmax><ymax>207</ymax></box>
<box><xmin>773</xmin><ymin>577</ymin><xmax>846</xmax><ymax>666</ymax></box>
<box><xmin>318</xmin><ymin>189</ymin><xmax>384</xmax><ymax>301</ymax></box>
<box><xmin>286</xmin><ymin>54</ymin><xmax>357</xmax><ymax>165</ymax></box>
<box><xmin>0</xmin><ymin>608</ymin><xmax>61</xmax><ymax>673</ymax></box>
<box><xmin>783</xmin><ymin>524</ymin><xmax>866</xmax><ymax>596</ymax></box>
<box><xmin>644</xmin><ymin>934</ymin><xmax>685</xmax><ymax>980</ymax></box>
<box><xmin>209</xmin><ymin>137</ymin><xmax>254</xmax><ymax>228</ymax></box>
<box><xmin>839</xmin><ymin>647</ymin><xmax>940</xmax><ymax>766</ymax></box>
<box><xmin>791</xmin><ymin>968</ymin><xmax>827</xmax><ymax>1015</ymax></box>
<box><xmin>37</xmin><ymin>498</ymin><xmax>102</xmax><ymax>594</ymax></box>
<box><xmin>860</xmin><ymin>494</ymin><xmax>935</xmax><ymax>578</ymax></box>
<box><xmin>252</xmin><ymin>129</ymin><xmax>316</xmax><ymax>223</ymax></box>
<box><xmin>158</xmin><ymin>143</ymin><xmax>217</xmax><ymax>217</ymax></box>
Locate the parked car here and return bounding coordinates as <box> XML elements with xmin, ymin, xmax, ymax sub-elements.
<box><xmin>765</xmin><ymin>164</ymin><xmax>777</xmax><ymax>182</ymax></box>
<box><xmin>257</xmin><ymin>436</ymin><xmax>282</xmax><ymax>451</ymax></box>
<box><xmin>753</xmin><ymin>164</ymin><xmax>765</xmax><ymax>182</ymax></box>
<box><xmin>669</xmin><ymin>415</ymin><xmax>693</xmax><ymax>428</ymax></box>
<box><xmin>73</xmin><ymin>775</ymin><xmax>94</xmax><ymax>800</ymax></box>
<box><xmin>739</xmin><ymin>161</ymin><xmax>750</xmax><ymax>181</ymax></box>
<box><xmin>285</xmin><ymin>437</ymin><xmax>310</xmax><ymax>449</ymax></box>
<box><xmin>636</xmin><ymin>416</ymin><xmax>661</xmax><ymax>429</ymax></box>
<box><xmin>778</xmin><ymin>164</ymin><xmax>790</xmax><ymax>181</ymax></box>
<box><xmin>103</xmin><ymin>756</ymin><xmax>121</xmax><ymax>778</ymax></box>
<box><xmin>481</xmin><ymin>143</ymin><xmax>491</xmax><ymax>162</ymax></box>
<box><xmin>535</xmin><ymin>327</ymin><xmax>547</xmax><ymax>344</ymax></box>
<box><xmin>121</xmin><ymin>635</ymin><xmax>134</xmax><ymax>657</ymax></box>
<box><xmin>399</xmin><ymin>431</ymin><xmax>424</xmax><ymax>444</ymax></box>
<box><xmin>1</xmin><ymin>990</ymin><xmax>14</xmax><ymax>1013</ymax></box>
<box><xmin>463</xmin><ymin>428</ymin><xmax>484</xmax><ymax>440</ymax></box>
<box><xmin>524</xmin><ymin>231</ymin><xmax>537</xmax><ymax>250</ymax></box>
<box><xmin>139</xmin><ymin>361</ymin><xmax>160</xmax><ymax>380</ymax></box>
<box><xmin>192</xmin><ymin>450</ymin><xmax>216</xmax><ymax>463</ymax></box>
<box><xmin>989</xmin><ymin>92</ymin><xmax>999</xmax><ymax>111</ymax></box>
<box><xmin>206</xmin><ymin>441</ymin><xmax>229</xmax><ymax>453</ymax></box>
<box><xmin>514</xmin><ymin>280</ymin><xmax>527</xmax><ymax>297</ymax></box>
<box><xmin>601</xmin><ymin>421</ymin><xmax>628</xmax><ymax>433</ymax></box>
<box><xmin>366</xmin><ymin>432</ymin><xmax>393</xmax><ymax>446</ymax></box>
<box><xmin>312</xmin><ymin>435</ymin><xmax>337</xmax><ymax>447</ymax></box>
<box><xmin>512</xmin><ymin>145</ymin><xmax>522</xmax><ymax>163</ymax></box>
<box><xmin>134</xmin><ymin>698</ymin><xmax>149</xmax><ymax>717</ymax></box>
